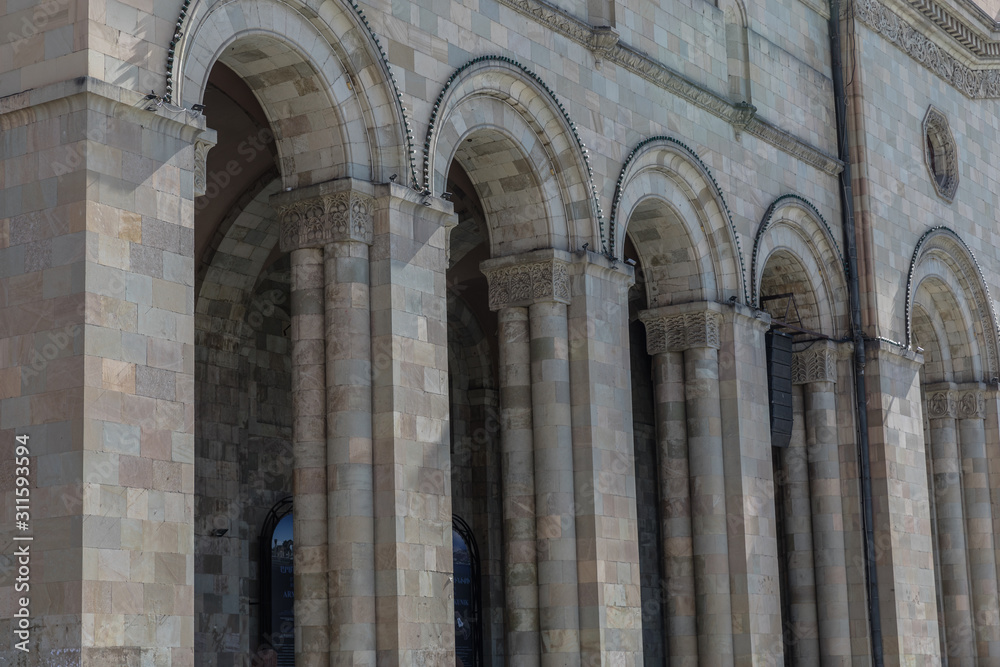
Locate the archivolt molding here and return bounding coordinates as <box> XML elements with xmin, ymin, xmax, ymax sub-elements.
<box><xmin>856</xmin><ymin>0</ymin><xmax>1000</xmax><ymax>98</ymax></box>
<box><xmin>751</xmin><ymin>195</ymin><xmax>849</xmax><ymax>337</ymax></box>
<box><xmin>495</xmin><ymin>0</ymin><xmax>842</xmax><ymax>174</ymax></box>
<box><xmin>423</xmin><ymin>56</ymin><xmax>604</xmax><ymax>252</ymax></box>
<box><xmin>905</xmin><ymin>227</ymin><xmax>1000</xmax><ymax>381</ymax></box>
<box><xmin>612</xmin><ymin>136</ymin><xmax>747</xmax><ymax>303</ymax></box>
<box><xmin>174</xmin><ymin>0</ymin><xmax>413</xmax><ymax>185</ymax></box>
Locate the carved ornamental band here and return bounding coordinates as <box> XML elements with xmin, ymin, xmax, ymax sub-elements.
<box><xmin>640</xmin><ymin>310</ymin><xmax>722</xmax><ymax>355</ymax></box>
<box><xmin>957</xmin><ymin>390</ymin><xmax>985</xmax><ymax>420</ymax></box>
<box><xmin>926</xmin><ymin>390</ymin><xmax>957</xmax><ymax>420</ymax></box>
<box><xmin>926</xmin><ymin>388</ymin><xmax>987</xmax><ymax>420</ymax></box>
<box><xmin>278</xmin><ymin>191</ymin><xmax>375</xmax><ymax>251</ymax></box>
<box><xmin>483</xmin><ymin>260</ymin><xmax>571</xmax><ymax>310</ymax></box>
<box><xmin>792</xmin><ymin>347</ymin><xmax>838</xmax><ymax>385</ymax></box>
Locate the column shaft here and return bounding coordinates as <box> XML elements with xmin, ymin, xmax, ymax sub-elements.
<box><xmin>803</xmin><ymin>381</ymin><xmax>851</xmax><ymax>665</ymax></box>
<box><xmin>684</xmin><ymin>345</ymin><xmax>734</xmax><ymax>665</ymax></box>
<box><xmin>652</xmin><ymin>350</ymin><xmax>698</xmax><ymax>665</ymax></box>
<box><xmin>929</xmin><ymin>413</ymin><xmax>975</xmax><ymax>662</ymax></box>
<box><xmin>290</xmin><ymin>247</ymin><xmax>330</xmax><ymax>667</ymax></box>
<box><xmin>529</xmin><ymin>300</ymin><xmax>581</xmax><ymax>665</ymax></box>
<box><xmin>324</xmin><ymin>240</ymin><xmax>375</xmax><ymax>666</ymax></box>
<box><xmin>498</xmin><ymin>306</ymin><xmax>541</xmax><ymax>664</ymax></box>
<box><xmin>782</xmin><ymin>385</ymin><xmax>820</xmax><ymax>664</ymax></box>
<box><xmin>957</xmin><ymin>408</ymin><xmax>1000</xmax><ymax>662</ymax></box>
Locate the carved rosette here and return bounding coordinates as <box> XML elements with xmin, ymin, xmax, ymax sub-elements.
<box><xmin>792</xmin><ymin>347</ymin><xmax>838</xmax><ymax>385</ymax></box>
<box><xmin>640</xmin><ymin>310</ymin><xmax>722</xmax><ymax>355</ymax></box>
<box><xmin>926</xmin><ymin>390</ymin><xmax>957</xmax><ymax>420</ymax></box>
<box><xmin>956</xmin><ymin>390</ymin><xmax>985</xmax><ymax>420</ymax></box>
<box><xmin>483</xmin><ymin>260</ymin><xmax>571</xmax><ymax>310</ymax></box>
<box><xmin>278</xmin><ymin>191</ymin><xmax>375</xmax><ymax>251</ymax></box>
<box><xmin>193</xmin><ymin>139</ymin><xmax>211</xmax><ymax>197</ymax></box>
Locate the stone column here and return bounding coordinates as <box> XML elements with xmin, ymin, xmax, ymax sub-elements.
<box><xmin>955</xmin><ymin>386</ymin><xmax>1000</xmax><ymax>663</ymax></box>
<box><xmin>794</xmin><ymin>342</ymin><xmax>851</xmax><ymax>665</ymax></box>
<box><xmin>924</xmin><ymin>385</ymin><xmax>975</xmax><ymax>663</ymax></box>
<box><xmin>369</xmin><ymin>183</ymin><xmax>456</xmax><ymax>666</ymax></box>
<box><xmin>650</xmin><ymin>349</ymin><xmax>698</xmax><ymax>665</ymax></box>
<box><xmin>0</xmin><ymin>86</ymin><xmax>212</xmax><ymax>667</ymax></box>
<box><xmin>779</xmin><ymin>384</ymin><xmax>821</xmax><ymax>664</ymax></box>
<box><xmin>641</xmin><ymin>304</ymin><xmax>734</xmax><ymax>666</ymax></box>
<box><xmin>482</xmin><ymin>250</ymin><xmax>580</xmax><ymax>666</ymax></box>
<box><xmin>276</xmin><ymin>181</ymin><xmax>381</xmax><ymax>667</ymax></box>
<box><xmin>496</xmin><ymin>306</ymin><xmax>541</xmax><ymax>664</ymax></box>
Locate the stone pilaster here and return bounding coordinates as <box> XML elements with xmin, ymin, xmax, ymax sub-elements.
<box><xmin>369</xmin><ymin>183</ymin><xmax>455</xmax><ymax>666</ymax></box>
<box><xmin>496</xmin><ymin>306</ymin><xmax>541</xmax><ymax>665</ymax></box>
<box><xmin>954</xmin><ymin>385</ymin><xmax>1000</xmax><ymax>661</ymax></box>
<box><xmin>274</xmin><ymin>179</ymin><xmax>378</xmax><ymax>666</ymax></box>
<box><xmin>0</xmin><ymin>86</ymin><xmax>211</xmax><ymax>667</ymax></box>
<box><xmin>793</xmin><ymin>341</ymin><xmax>851</xmax><ymax>665</ymax></box>
<box><xmin>717</xmin><ymin>303</ymin><xmax>780</xmax><ymax>666</ymax></box>
<box><xmin>565</xmin><ymin>252</ymin><xmax>640</xmax><ymax>666</ymax></box>
<box><xmin>866</xmin><ymin>342</ymin><xmax>940</xmax><ymax>664</ymax></box>
<box><xmin>641</xmin><ymin>303</ymin><xmax>734</xmax><ymax>666</ymax></box>
<box><xmin>483</xmin><ymin>249</ymin><xmax>581</xmax><ymax>666</ymax></box>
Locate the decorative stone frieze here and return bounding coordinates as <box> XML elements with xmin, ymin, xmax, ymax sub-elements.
<box><xmin>481</xmin><ymin>255</ymin><xmax>571</xmax><ymax>310</ymax></box>
<box><xmin>792</xmin><ymin>345</ymin><xmax>838</xmax><ymax>384</ymax></box>
<box><xmin>926</xmin><ymin>389</ymin><xmax>957</xmax><ymax>419</ymax></box>
<box><xmin>275</xmin><ymin>189</ymin><xmax>375</xmax><ymax>251</ymax></box>
<box><xmin>855</xmin><ymin>0</ymin><xmax>1000</xmax><ymax>99</ymax></box>
<box><xmin>640</xmin><ymin>310</ymin><xmax>723</xmax><ymax>355</ymax></box>
<box><xmin>495</xmin><ymin>0</ymin><xmax>843</xmax><ymax>175</ymax></box>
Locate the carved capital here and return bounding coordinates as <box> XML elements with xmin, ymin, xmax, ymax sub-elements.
<box><xmin>482</xmin><ymin>259</ymin><xmax>570</xmax><ymax>310</ymax></box>
<box><xmin>193</xmin><ymin>137</ymin><xmax>214</xmax><ymax>197</ymax></box>
<box><xmin>792</xmin><ymin>346</ymin><xmax>838</xmax><ymax>385</ymax></box>
<box><xmin>956</xmin><ymin>389</ymin><xmax>985</xmax><ymax>420</ymax></box>
<box><xmin>277</xmin><ymin>191</ymin><xmax>375</xmax><ymax>251</ymax></box>
<box><xmin>926</xmin><ymin>390</ymin><xmax>957</xmax><ymax>420</ymax></box>
<box><xmin>640</xmin><ymin>310</ymin><xmax>722</xmax><ymax>355</ymax></box>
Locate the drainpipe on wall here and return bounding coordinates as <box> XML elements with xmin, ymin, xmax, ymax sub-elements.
<box><xmin>827</xmin><ymin>0</ymin><xmax>885</xmax><ymax>664</ymax></box>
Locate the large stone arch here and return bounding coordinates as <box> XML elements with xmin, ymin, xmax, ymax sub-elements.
<box><xmin>905</xmin><ymin>227</ymin><xmax>1000</xmax><ymax>383</ymax></box>
<box><xmin>177</xmin><ymin>0</ymin><xmax>407</xmax><ymax>186</ymax></box>
<box><xmin>751</xmin><ymin>195</ymin><xmax>848</xmax><ymax>337</ymax></box>
<box><xmin>614</xmin><ymin>138</ymin><xmax>745</xmax><ymax>306</ymax></box>
<box><xmin>426</xmin><ymin>58</ymin><xmax>600</xmax><ymax>256</ymax></box>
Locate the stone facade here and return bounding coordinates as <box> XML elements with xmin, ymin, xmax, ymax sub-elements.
<box><xmin>4</xmin><ymin>0</ymin><xmax>1000</xmax><ymax>665</ymax></box>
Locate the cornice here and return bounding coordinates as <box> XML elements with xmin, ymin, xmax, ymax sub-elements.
<box><xmin>856</xmin><ymin>0</ymin><xmax>1000</xmax><ymax>98</ymax></box>
<box><xmin>496</xmin><ymin>0</ymin><xmax>842</xmax><ymax>176</ymax></box>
